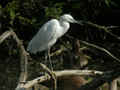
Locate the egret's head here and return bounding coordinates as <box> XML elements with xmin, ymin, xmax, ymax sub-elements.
<box><xmin>60</xmin><ymin>14</ymin><xmax>78</xmax><ymax>23</ymax></box>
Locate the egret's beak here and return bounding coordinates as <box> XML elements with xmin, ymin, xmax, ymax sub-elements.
<box><xmin>71</xmin><ymin>19</ymin><xmax>83</xmax><ymax>25</ymax></box>
<box><xmin>73</xmin><ymin>20</ymin><xmax>79</xmax><ymax>23</ymax></box>
<box><xmin>75</xmin><ymin>20</ymin><xmax>84</xmax><ymax>25</ymax></box>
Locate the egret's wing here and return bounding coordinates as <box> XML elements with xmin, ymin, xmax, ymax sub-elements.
<box><xmin>27</xmin><ymin>19</ymin><xmax>59</xmax><ymax>53</ymax></box>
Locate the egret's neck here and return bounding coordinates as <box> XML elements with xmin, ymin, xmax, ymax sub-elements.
<box><xmin>55</xmin><ymin>20</ymin><xmax>70</xmax><ymax>38</ymax></box>
<box><xmin>59</xmin><ymin>20</ymin><xmax>70</xmax><ymax>32</ymax></box>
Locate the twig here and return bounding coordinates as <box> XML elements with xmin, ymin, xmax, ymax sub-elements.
<box><xmin>79</xmin><ymin>40</ymin><xmax>120</xmax><ymax>63</ymax></box>
<box><xmin>50</xmin><ymin>46</ymin><xmax>66</xmax><ymax>56</ymax></box>
<box><xmin>55</xmin><ymin>70</ymin><xmax>103</xmax><ymax>77</ymax></box>
<box><xmin>82</xmin><ymin>21</ymin><xmax>120</xmax><ymax>40</ymax></box>
<box><xmin>106</xmin><ymin>26</ymin><xmax>120</xmax><ymax>29</ymax></box>
<box><xmin>40</xmin><ymin>63</ymin><xmax>57</xmax><ymax>90</ymax></box>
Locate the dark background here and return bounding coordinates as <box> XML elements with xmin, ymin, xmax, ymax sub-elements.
<box><xmin>0</xmin><ymin>0</ymin><xmax>120</xmax><ymax>90</ymax></box>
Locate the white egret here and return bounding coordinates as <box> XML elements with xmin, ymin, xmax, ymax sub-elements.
<box><xmin>27</xmin><ymin>14</ymin><xmax>80</xmax><ymax>69</ymax></box>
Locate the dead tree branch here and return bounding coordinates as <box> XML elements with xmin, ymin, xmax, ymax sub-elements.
<box><xmin>0</xmin><ymin>30</ymin><xmax>12</xmax><ymax>44</ymax></box>
<box><xmin>40</xmin><ymin>63</ymin><xmax>57</xmax><ymax>90</ymax></box>
<box><xmin>11</xmin><ymin>30</ymin><xmax>28</xmax><ymax>90</ymax></box>
<box><xmin>21</xmin><ymin>70</ymin><xmax>103</xmax><ymax>89</ymax></box>
<box><xmin>0</xmin><ymin>30</ymin><xmax>28</xmax><ymax>90</ymax></box>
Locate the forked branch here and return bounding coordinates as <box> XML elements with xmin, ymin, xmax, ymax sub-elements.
<box><xmin>0</xmin><ymin>30</ymin><xmax>28</xmax><ymax>90</ymax></box>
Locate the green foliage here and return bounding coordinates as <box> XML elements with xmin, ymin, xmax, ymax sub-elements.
<box><xmin>18</xmin><ymin>16</ymin><xmax>36</xmax><ymax>25</ymax></box>
<box><xmin>45</xmin><ymin>3</ymin><xmax>64</xmax><ymax>19</ymax></box>
<box><xmin>4</xmin><ymin>0</ymin><xmax>19</xmax><ymax>25</ymax></box>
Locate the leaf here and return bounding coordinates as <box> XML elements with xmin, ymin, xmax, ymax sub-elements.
<box><xmin>10</xmin><ymin>9</ymin><xmax>16</xmax><ymax>20</ymax></box>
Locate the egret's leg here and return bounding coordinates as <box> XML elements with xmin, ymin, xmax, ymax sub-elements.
<box><xmin>45</xmin><ymin>49</ymin><xmax>53</xmax><ymax>71</ymax></box>
<box><xmin>48</xmin><ymin>48</ymin><xmax>53</xmax><ymax>71</ymax></box>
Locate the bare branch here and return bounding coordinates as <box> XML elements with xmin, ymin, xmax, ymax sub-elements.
<box><xmin>11</xmin><ymin>31</ymin><xmax>29</xmax><ymax>90</ymax></box>
<box><xmin>50</xmin><ymin>46</ymin><xmax>66</xmax><ymax>57</ymax></box>
<box><xmin>22</xmin><ymin>70</ymin><xmax>103</xmax><ymax>89</ymax></box>
<box><xmin>55</xmin><ymin>70</ymin><xmax>103</xmax><ymax>77</ymax></box>
<box><xmin>0</xmin><ymin>30</ymin><xmax>12</xmax><ymax>44</ymax></box>
<box><xmin>106</xmin><ymin>26</ymin><xmax>120</xmax><ymax>29</ymax></box>
<box><xmin>79</xmin><ymin>40</ymin><xmax>120</xmax><ymax>63</ymax></box>
<box><xmin>82</xmin><ymin>21</ymin><xmax>120</xmax><ymax>40</ymax></box>
<box><xmin>9</xmin><ymin>31</ymin><xmax>28</xmax><ymax>90</ymax></box>
<box><xmin>0</xmin><ymin>30</ymin><xmax>28</xmax><ymax>90</ymax></box>
<box><xmin>40</xmin><ymin>63</ymin><xmax>57</xmax><ymax>90</ymax></box>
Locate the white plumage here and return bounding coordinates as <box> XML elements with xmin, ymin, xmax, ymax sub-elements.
<box><xmin>27</xmin><ymin>14</ymin><xmax>78</xmax><ymax>54</ymax></box>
